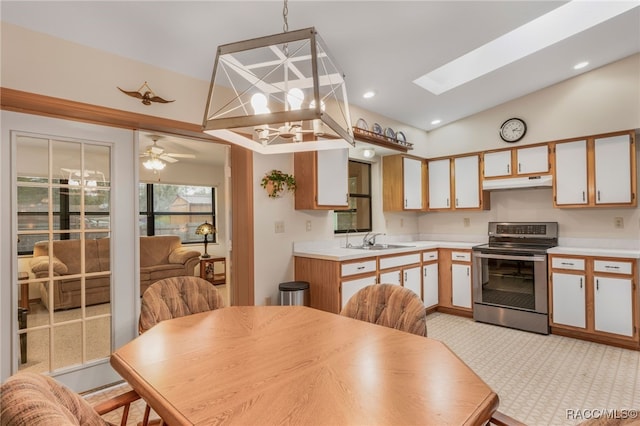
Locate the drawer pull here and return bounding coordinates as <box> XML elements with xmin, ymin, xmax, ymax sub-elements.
<box><xmin>604</xmin><ymin>265</ymin><xmax>620</xmax><ymax>269</ymax></box>
<box><xmin>357</xmin><ymin>266</ymin><xmax>365</xmax><ymax>270</ymax></box>
<box><xmin>561</xmin><ymin>262</ymin><xmax>574</xmax><ymax>266</ymax></box>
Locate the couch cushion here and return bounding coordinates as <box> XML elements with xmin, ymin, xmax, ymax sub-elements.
<box><xmin>139</xmin><ymin>235</ymin><xmax>182</xmax><ymax>267</ymax></box>
<box><xmin>33</xmin><ymin>240</ymin><xmax>101</xmax><ymax>274</ymax></box>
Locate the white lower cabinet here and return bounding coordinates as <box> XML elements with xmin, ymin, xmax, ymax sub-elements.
<box><xmin>403</xmin><ymin>266</ymin><xmax>422</xmax><ymax>298</ymax></box>
<box><xmin>551</xmin><ymin>272</ymin><xmax>586</xmax><ymax>329</ymax></box>
<box><xmin>451</xmin><ymin>263</ymin><xmax>471</xmax><ymax>308</ymax></box>
<box><xmin>593</xmin><ymin>276</ymin><xmax>633</xmax><ymax>337</ymax></box>
<box><xmin>341</xmin><ymin>275</ymin><xmax>377</xmax><ymax>309</ymax></box>
<box><xmin>379</xmin><ymin>270</ymin><xmax>402</xmax><ymax>285</ymax></box>
<box><xmin>422</xmin><ymin>263</ymin><xmax>438</xmax><ymax>308</ymax></box>
<box><xmin>379</xmin><ymin>265</ymin><xmax>421</xmax><ymax>298</ymax></box>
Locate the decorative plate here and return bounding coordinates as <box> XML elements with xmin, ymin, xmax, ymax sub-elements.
<box><xmin>384</xmin><ymin>127</ymin><xmax>396</xmax><ymax>140</ymax></box>
<box><xmin>356</xmin><ymin>118</ymin><xmax>368</xmax><ymax>131</ymax></box>
<box><xmin>396</xmin><ymin>131</ymin><xmax>406</xmax><ymax>144</ymax></box>
<box><xmin>372</xmin><ymin>123</ymin><xmax>383</xmax><ymax>135</ymax></box>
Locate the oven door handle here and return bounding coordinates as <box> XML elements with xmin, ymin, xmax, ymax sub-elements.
<box><xmin>473</xmin><ymin>252</ymin><xmax>547</xmax><ymax>262</ymax></box>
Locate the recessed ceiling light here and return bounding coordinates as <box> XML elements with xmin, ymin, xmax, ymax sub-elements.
<box><xmin>413</xmin><ymin>1</ymin><xmax>638</xmax><ymax>95</ymax></box>
<box><xmin>431</xmin><ymin>119</ymin><xmax>442</xmax><ymax>125</ymax></box>
<box><xmin>573</xmin><ymin>61</ymin><xmax>589</xmax><ymax>70</ymax></box>
<box><xmin>363</xmin><ymin>91</ymin><xmax>376</xmax><ymax>99</ymax></box>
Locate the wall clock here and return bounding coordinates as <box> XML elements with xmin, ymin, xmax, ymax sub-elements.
<box><xmin>499</xmin><ymin>118</ymin><xmax>527</xmax><ymax>143</ymax></box>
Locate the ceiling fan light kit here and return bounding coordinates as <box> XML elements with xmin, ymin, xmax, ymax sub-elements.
<box><xmin>140</xmin><ymin>135</ymin><xmax>195</xmax><ymax>171</ymax></box>
<box><xmin>202</xmin><ymin>1</ymin><xmax>354</xmax><ymax>154</ymax></box>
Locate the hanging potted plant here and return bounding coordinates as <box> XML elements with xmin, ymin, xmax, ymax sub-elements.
<box><xmin>261</xmin><ymin>169</ymin><xmax>297</xmax><ymax>198</ymax></box>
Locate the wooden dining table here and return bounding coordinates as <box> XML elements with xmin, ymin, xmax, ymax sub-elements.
<box><xmin>110</xmin><ymin>306</ymin><xmax>499</xmax><ymax>425</ymax></box>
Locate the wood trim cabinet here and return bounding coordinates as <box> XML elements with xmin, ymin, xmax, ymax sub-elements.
<box><xmin>427</xmin><ymin>155</ymin><xmax>489</xmax><ymax>211</ymax></box>
<box><xmin>378</xmin><ymin>252</ymin><xmax>422</xmax><ymax>297</ymax></box>
<box><xmin>422</xmin><ymin>251</ymin><xmax>439</xmax><ymax>309</ymax></box>
<box><xmin>382</xmin><ymin>155</ymin><xmax>426</xmax><ymax>211</ymax></box>
<box><xmin>438</xmin><ymin>249</ymin><xmax>473</xmax><ymax>316</ymax></box>
<box><xmin>552</xmin><ymin>130</ymin><xmax>637</xmax><ymax>208</ymax></box>
<box><xmin>294</xmin><ymin>149</ymin><xmax>349</xmax><ymax>210</ymax></box>
<box><xmin>482</xmin><ymin>144</ymin><xmax>550</xmax><ymax>179</ymax></box>
<box><xmin>549</xmin><ymin>254</ymin><xmax>639</xmax><ymax>349</ymax></box>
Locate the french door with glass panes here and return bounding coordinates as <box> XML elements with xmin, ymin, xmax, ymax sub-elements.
<box><xmin>5</xmin><ymin>111</ymin><xmax>138</xmax><ymax>391</ymax></box>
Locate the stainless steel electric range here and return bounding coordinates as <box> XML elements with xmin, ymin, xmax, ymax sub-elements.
<box><xmin>472</xmin><ymin>222</ymin><xmax>558</xmax><ymax>334</ymax></box>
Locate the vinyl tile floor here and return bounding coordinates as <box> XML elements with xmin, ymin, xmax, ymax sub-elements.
<box><xmin>86</xmin><ymin>312</ymin><xmax>640</xmax><ymax>426</ymax></box>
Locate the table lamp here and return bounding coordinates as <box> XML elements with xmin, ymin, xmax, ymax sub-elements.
<box><xmin>195</xmin><ymin>221</ymin><xmax>215</xmax><ymax>258</ymax></box>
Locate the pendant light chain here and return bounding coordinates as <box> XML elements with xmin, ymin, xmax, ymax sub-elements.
<box><xmin>282</xmin><ymin>0</ymin><xmax>289</xmax><ymax>33</ymax></box>
<box><xmin>282</xmin><ymin>0</ymin><xmax>289</xmax><ymax>56</ymax></box>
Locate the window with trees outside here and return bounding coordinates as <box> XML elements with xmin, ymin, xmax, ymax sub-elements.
<box><xmin>139</xmin><ymin>183</ymin><xmax>216</xmax><ymax>244</ymax></box>
<box><xmin>334</xmin><ymin>160</ymin><xmax>372</xmax><ymax>233</ymax></box>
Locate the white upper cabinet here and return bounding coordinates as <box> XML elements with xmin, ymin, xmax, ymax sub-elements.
<box><xmin>295</xmin><ymin>149</ymin><xmax>348</xmax><ymax>210</ymax></box>
<box><xmin>382</xmin><ymin>155</ymin><xmax>424</xmax><ymax>211</ymax></box>
<box><xmin>594</xmin><ymin>135</ymin><xmax>632</xmax><ymax>204</ymax></box>
<box><xmin>316</xmin><ymin>149</ymin><xmax>349</xmax><ymax>206</ymax></box>
<box><xmin>553</xmin><ymin>131</ymin><xmax>636</xmax><ymax>208</ymax></box>
<box><xmin>483</xmin><ymin>145</ymin><xmax>549</xmax><ymax>178</ymax></box>
<box><xmin>483</xmin><ymin>150</ymin><xmax>511</xmax><ymax>178</ymax></box>
<box><xmin>555</xmin><ymin>140</ymin><xmax>588</xmax><ymax>206</ymax></box>
<box><xmin>403</xmin><ymin>157</ymin><xmax>423</xmax><ymax>210</ymax></box>
<box><xmin>516</xmin><ymin>145</ymin><xmax>549</xmax><ymax>174</ymax></box>
<box><xmin>428</xmin><ymin>159</ymin><xmax>451</xmax><ymax>209</ymax></box>
<box><xmin>454</xmin><ymin>155</ymin><xmax>480</xmax><ymax>208</ymax></box>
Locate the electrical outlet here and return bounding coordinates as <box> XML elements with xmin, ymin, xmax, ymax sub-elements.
<box><xmin>614</xmin><ymin>217</ymin><xmax>624</xmax><ymax>229</ymax></box>
<box><xmin>306</xmin><ymin>220</ymin><xmax>312</xmax><ymax>231</ymax></box>
<box><xmin>463</xmin><ymin>218</ymin><xmax>470</xmax><ymax>227</ymax></box>
<box><xmin>400</xmin><ymin>218</ymin><xmax>404</xmax><ymax>228</ymax></box>
<box><xmin>264</xmin><ymin>296</ymin><xmax>272</xmax><ymax>306</ymax></box>
<box><xmin>274</xmin><ymin>221</ymin><xmax>285</xmax><ymax>233</ymax></box>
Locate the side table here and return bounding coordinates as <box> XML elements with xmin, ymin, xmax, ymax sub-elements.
<box><xmin>200</xmin><ymin>257</ymin><xmax>226</xmax><ymax>286</ymax></box>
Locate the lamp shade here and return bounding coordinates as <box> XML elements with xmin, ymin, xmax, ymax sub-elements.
<box><xmin>195</xmin><ymin>221</ymin><xmax>215</xmax><ymax>236</ymax></box>
<box><xmin>202</xmin><ymin>27</ymin><xmax>354</xmax><ymax>154</ymax></box>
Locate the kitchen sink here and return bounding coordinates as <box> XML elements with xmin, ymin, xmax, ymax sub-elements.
<box><xmin>347</xmin><ymin>244</ymin><xmax>413</xmax><ymax>250</ymax></box>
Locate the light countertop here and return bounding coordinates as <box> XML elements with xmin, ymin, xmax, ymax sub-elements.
<box><xmin>293</xmin><ymin>241</ymin><xmax>481</xmax><ymax>261</ymax></box>
<box><xmin>294</xmin><ymin>241</ymin><xmax>640</xmax><ymax>261</ymax></box>
<box><xmin>547</xmin><ymin>246</ymin><xmax>640</xmax><ymax>259</ymax></box>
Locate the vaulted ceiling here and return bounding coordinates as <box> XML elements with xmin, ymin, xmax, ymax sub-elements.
<box><xmin>2</xmin><ymin>1</ymin><xmax>639</xmax><ymax>133</ymax></box>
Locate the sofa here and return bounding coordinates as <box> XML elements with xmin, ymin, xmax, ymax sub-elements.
<box><xmin>30</xmin><ymin>235</ymin><xmax>201</xmax><ymax>310</ymax></box>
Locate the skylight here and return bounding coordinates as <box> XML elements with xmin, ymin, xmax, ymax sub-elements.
<box><xmin>413</xmin><ymin>0</ymin><xmax>639</xmax><ymax>95</ymax></box>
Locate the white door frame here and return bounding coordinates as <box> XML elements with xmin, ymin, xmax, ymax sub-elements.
<box><xmin>0</xmin><ymin>111</ymin><xmax>139</xmax><ymax>392</ymax></box>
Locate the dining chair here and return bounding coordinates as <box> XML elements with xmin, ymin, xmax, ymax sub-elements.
<box><xmin>340</xmin><ymin>283</ymin><xmax>427</xmax><ymax>337</ymax></box>
<box><xmin>0</xmin><ymin>371</ymin><xmax>143</xmax><ymax>426</ymax></box>
<box><xmin>137</xmin><ymin>275</ymin><xmax>225</xmax><ymax>424</ymax></box>
<box><xmin>139</xmin><ymin>275</ymin><xmax>226</xmax><ymax>334</ymax></box>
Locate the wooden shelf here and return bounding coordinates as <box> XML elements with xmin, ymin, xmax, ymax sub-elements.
<box><xmin>353</xmin><ymin>127</ymin><xmax>413</xmax><ymax>153</ymax></box>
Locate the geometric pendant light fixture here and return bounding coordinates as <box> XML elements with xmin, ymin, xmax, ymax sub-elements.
<box><xmin>202</xmin><ymin>3</ymin><xmax>354</xmax><ymax>154</ymax></box>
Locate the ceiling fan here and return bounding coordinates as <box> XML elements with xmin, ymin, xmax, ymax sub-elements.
<box><xmin>140</xmin><ymin>136</ymin><xmax>195</xmax><ymax>171</ymax></box>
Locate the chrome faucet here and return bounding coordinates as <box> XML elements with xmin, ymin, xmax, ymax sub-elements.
<box><xmin>362</xmin><ymin>232</ymin><xmax>384</xmax><ymax>246</ymax></box>
<box><xmin>345</xmin><ymin>228</ymin><xmax>357</xmax><ymax>248</ymax></box>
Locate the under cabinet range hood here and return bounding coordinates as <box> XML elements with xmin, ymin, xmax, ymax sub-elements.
<box><xmin>482</xmin><ymin>175</ymin><xmax>553</xmax><ymax>191</ymax></box>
